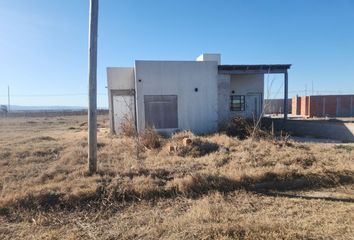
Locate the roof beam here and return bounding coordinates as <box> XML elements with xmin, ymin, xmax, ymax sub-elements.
<box><xmin>218</xmin><ymin>64</ymin><xmax>291</xmax><ymax>75</ymax></box>
<box><xmin>218</xmin><ymin>69</ymin><xmax>288</xmax><ymax>74</ymax></box>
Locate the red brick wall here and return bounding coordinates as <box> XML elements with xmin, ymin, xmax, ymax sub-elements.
<box><xmin>339</xmin><ymin>95</ymin><xmax>353</xmax><ymax>117</ymax></box>
<box><xmin>291</xmin><ymin>96</ymin><xmax>301</xmax><ymax>115</ymax></box>
<box><xmin>306</xmin><ymin>95</ymin><xmax>354</xmax><ymax>117</ymax></box>
<box><xmin>322</xmin><ymin>96</ymin><xmax>337</xmax><ymax>117</ymax></box>
<box><xmin>300</xmin><ymin>96</ymin><xmax>309</xmax><ymax>116</ymax></box>
<box><xmin>309</xmin><ymin>96</ymin><xmax>336</xmax><ymax>117</ymax></box>
<box><xmin>289</xmin><ymin>95</ymin><xmax>354</xmax><ymax>117</ymax></box>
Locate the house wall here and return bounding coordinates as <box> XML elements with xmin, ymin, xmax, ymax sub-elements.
<box><xmin>107</xmin><ymin>67</ymin><xmax>135</xmax><ymax>90</ymax></box>
<box><xmin>135</xmin><ymin>61</ymin><xmax>219</xmax><ymax>134</ymax></box>
<box><xmin>107</xmin><ymin>67</ymin><xmax>135</xmax><ymax>134</ymax></box>
<box><xmin>229</xmin><ymin>74</ymin><xmax>264</xmax><ymax>118</ymax></box>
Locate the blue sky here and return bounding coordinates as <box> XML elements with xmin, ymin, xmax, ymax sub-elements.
<box><xmin>0</xmin><ymin>0</ymin><xmax>354</xmax><ymax>108</ymax></box>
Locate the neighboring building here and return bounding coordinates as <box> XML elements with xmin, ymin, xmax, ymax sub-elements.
<box><xmin>292</xmin><ymin>95</ymin><xmax>354</xmax><ymax>118</ymax></box>
<box><xmin>0</xmin><ymin>105</ymin><xmax>8</xmax><ymax>113</ymax></box>
<box><xmin>107</xmin><ymin>53</ymin><xmax>291</xmax><ymax>135</ymax></box>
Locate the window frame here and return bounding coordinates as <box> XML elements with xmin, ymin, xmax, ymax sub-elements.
<box><xmin>230</xmin><ymin>95</ymin><xmax>245</xmax><ymax>111</ymax></box>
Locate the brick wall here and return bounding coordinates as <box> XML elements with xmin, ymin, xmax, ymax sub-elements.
<box><xmin>300</xmin><ymin>96</ymin><xmax>309</xmax><ymax>116</ymax></box>
<box><xmin>296</xmin><ymin>95</ymin><xmax>354</xmax><ymax>117</ymax></box>
<box><xmin>308</xmin><ymin>95</ymin><xmax>337</xmax><ymax>117</ymax></box>
<box><xmin>339</xmin><ymin>95</ymin><xmax>353</xmax><ymax>117</ymax></box>
<box><xmin>291</xmin><ymin>96</ymin><xmax>301</xmax><ymax>115</ymax></box>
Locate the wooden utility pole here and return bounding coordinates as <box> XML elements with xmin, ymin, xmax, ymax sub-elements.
<box><xmin>88</xmin><ymin>0</ymin><xmax>99</xmax><ymax>174</ymax></box>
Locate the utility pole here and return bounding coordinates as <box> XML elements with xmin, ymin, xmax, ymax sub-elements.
<box><xmin>88</xmin><ymin>0</ymin><xmax>99</xmax><ymax>175</ymax></box>
<box><xmin>7</xmin><ymin>85</ymin><xmax>10</xmax><ymax>113</ymax></box>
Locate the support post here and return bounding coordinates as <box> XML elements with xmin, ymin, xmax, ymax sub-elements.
<box><xmin>283</xmin><ymin>71</ymin><xmax>288</xmax><ymax>121</ymax></box>
<box><xmin>88</xmin><ymin>0</ymin><xmax>99</xmax><ymax>175</ymax></box>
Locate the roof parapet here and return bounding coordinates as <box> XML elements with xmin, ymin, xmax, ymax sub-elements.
<box><xmin>196</xmin><ymin>53</ymin><xmax>221</xmax><ymax>64</ymax></box>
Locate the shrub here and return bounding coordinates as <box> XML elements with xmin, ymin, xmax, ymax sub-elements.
<box><xmin>223</xmin><ymin>117</ymin><xmax>272</xmax><ymax>140</ymax></box>
<box><xmin>140</xmin><ymin>127</ymin><xmax>161</xmax><ymax>149</ymax></box>
<box><xmin>224</xmin><ymin>117</ymin><xmax>252</xmax><ymax>140</ymax></box>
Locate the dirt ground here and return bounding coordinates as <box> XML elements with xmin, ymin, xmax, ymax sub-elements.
<box><xmin>0</xmin><ymin>115</ymin><xmax>353</xmax><ymax>240</ymax></box>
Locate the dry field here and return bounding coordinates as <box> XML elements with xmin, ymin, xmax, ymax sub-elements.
<box><xmin>0</xmin><ymin>115</ymin><xmax>353</xmax><ymax>239</ymax></box>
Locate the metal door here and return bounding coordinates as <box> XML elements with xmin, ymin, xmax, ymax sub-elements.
<box><xmin>113</xmin><ymin>95</ymin><xmax>135</xmax><ymax>134</ymax></box>
<box><xmin>144</xmin><ymin>95</ymin><xmax>178</xmax><ymax>129</ymax></box>
<box><xmin>246</xmin><ymin>94</ymin><xmax>262</xmax><ymax>120</ymax></box>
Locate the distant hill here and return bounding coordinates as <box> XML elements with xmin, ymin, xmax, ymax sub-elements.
<box><xmin>4</xmin><ymin>105</ymin><xmax>87</xmax><ymax>111</ymax></box>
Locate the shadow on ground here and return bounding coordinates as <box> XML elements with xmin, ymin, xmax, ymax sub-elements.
<box><xmin>1</xmin><ymin>169</ymin><xmax>353</xmax><ymax>219</ymax></box>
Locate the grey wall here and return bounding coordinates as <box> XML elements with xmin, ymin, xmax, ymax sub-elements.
<box><xmin>217</xmin><ymin>74</ymin><xmax>231</xmax><ymax>127</ymax></box>
<box><xmin>135</xmin><ymin>61</ymin><xmax>219</xmax><ymax>134</ymax></box>
<box><xmin>273</xmin><ymin>119</ymin><xmax>354</xmax><ymax>142</ymax></box>
<box><xmin>107</xmin><ymin>67</ymin><xmax>135</xmax><ymax>134</ymax></box>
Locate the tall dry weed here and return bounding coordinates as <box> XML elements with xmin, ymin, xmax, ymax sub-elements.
<box><xmin>140</xmin><ymin>127</ymin><xmax>161</xmax><ymax>149</ymax></box>
<box><xmin>119</xmin><ymin>114</ymin><xmax>136</xmax><ymax>137</ymax></box>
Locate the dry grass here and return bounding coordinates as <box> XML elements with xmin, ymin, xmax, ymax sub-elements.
<box><xmin>0</xmin><ymin>115</ymin><xmax>353</xmax><ymax>239</ymax></box>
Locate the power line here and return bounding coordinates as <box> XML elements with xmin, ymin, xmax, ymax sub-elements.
<box><xmin>8</xmin><ymin>85</ymin><xmax>10</xmax><ymax>113</ymax></box>
<box><xmin>0</xmin><ymin>93</ymin><xmax>107</xmax><ymax>97</ymax></box>
<box><xmin>268</xmin><ymin>90</ymin><xmax>354</xmax><ymax>94</ymax></box>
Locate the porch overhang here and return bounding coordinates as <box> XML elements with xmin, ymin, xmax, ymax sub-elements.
<box><xmin>218</xmin><ymin>64</ymin><xmax>291</xmax><ymax>74</ymax></box>
<box><xmin>218</xmin><ymin>64</ymin><xmax>291</xmax><ymax>122</ymax></box>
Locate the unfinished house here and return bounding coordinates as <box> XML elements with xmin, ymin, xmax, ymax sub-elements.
<box><xmin>107</xmin><ymin>54</ymin><xmax>291</xmax><ymax>135</ymax></box>
<box><xmin>292</xmin><ymin>95</ymin><xmax>354</xmax><ymax>118</ymax></box>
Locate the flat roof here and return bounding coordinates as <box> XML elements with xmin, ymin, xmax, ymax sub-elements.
<box><xmin>218</xmin><ymin>64</ymin><xmax>291</xmax><ymax>74</ymax></box>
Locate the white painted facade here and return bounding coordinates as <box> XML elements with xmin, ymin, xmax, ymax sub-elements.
<box><xmin>135</xmin><ymin>61</ymin><xmax>219</xmax><ymax>134</ymax></box>
<box><xmin>196</xmin><ymin>53</ymin><xmax>221</xmax><ymax>65</ymax></box>
<box><xmin>107</xmin><ymin>67</ymin><xmax>135</xmax><ymax>134</ymax></box>
<box><xmin>107</xmin><ymin>54</ymin><xmax>267</xmax><ymax>135</ymax></box>
<box><xmin>107</xmin><ymin>67</ymin><xmax>135</xmax><ymax>90</ymax></box>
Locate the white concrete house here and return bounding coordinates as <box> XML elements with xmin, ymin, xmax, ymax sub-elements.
<box><xmin>107</xmin><ymin>54</ymin><xmax>290</xmax><ymax>135</ymax></box>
